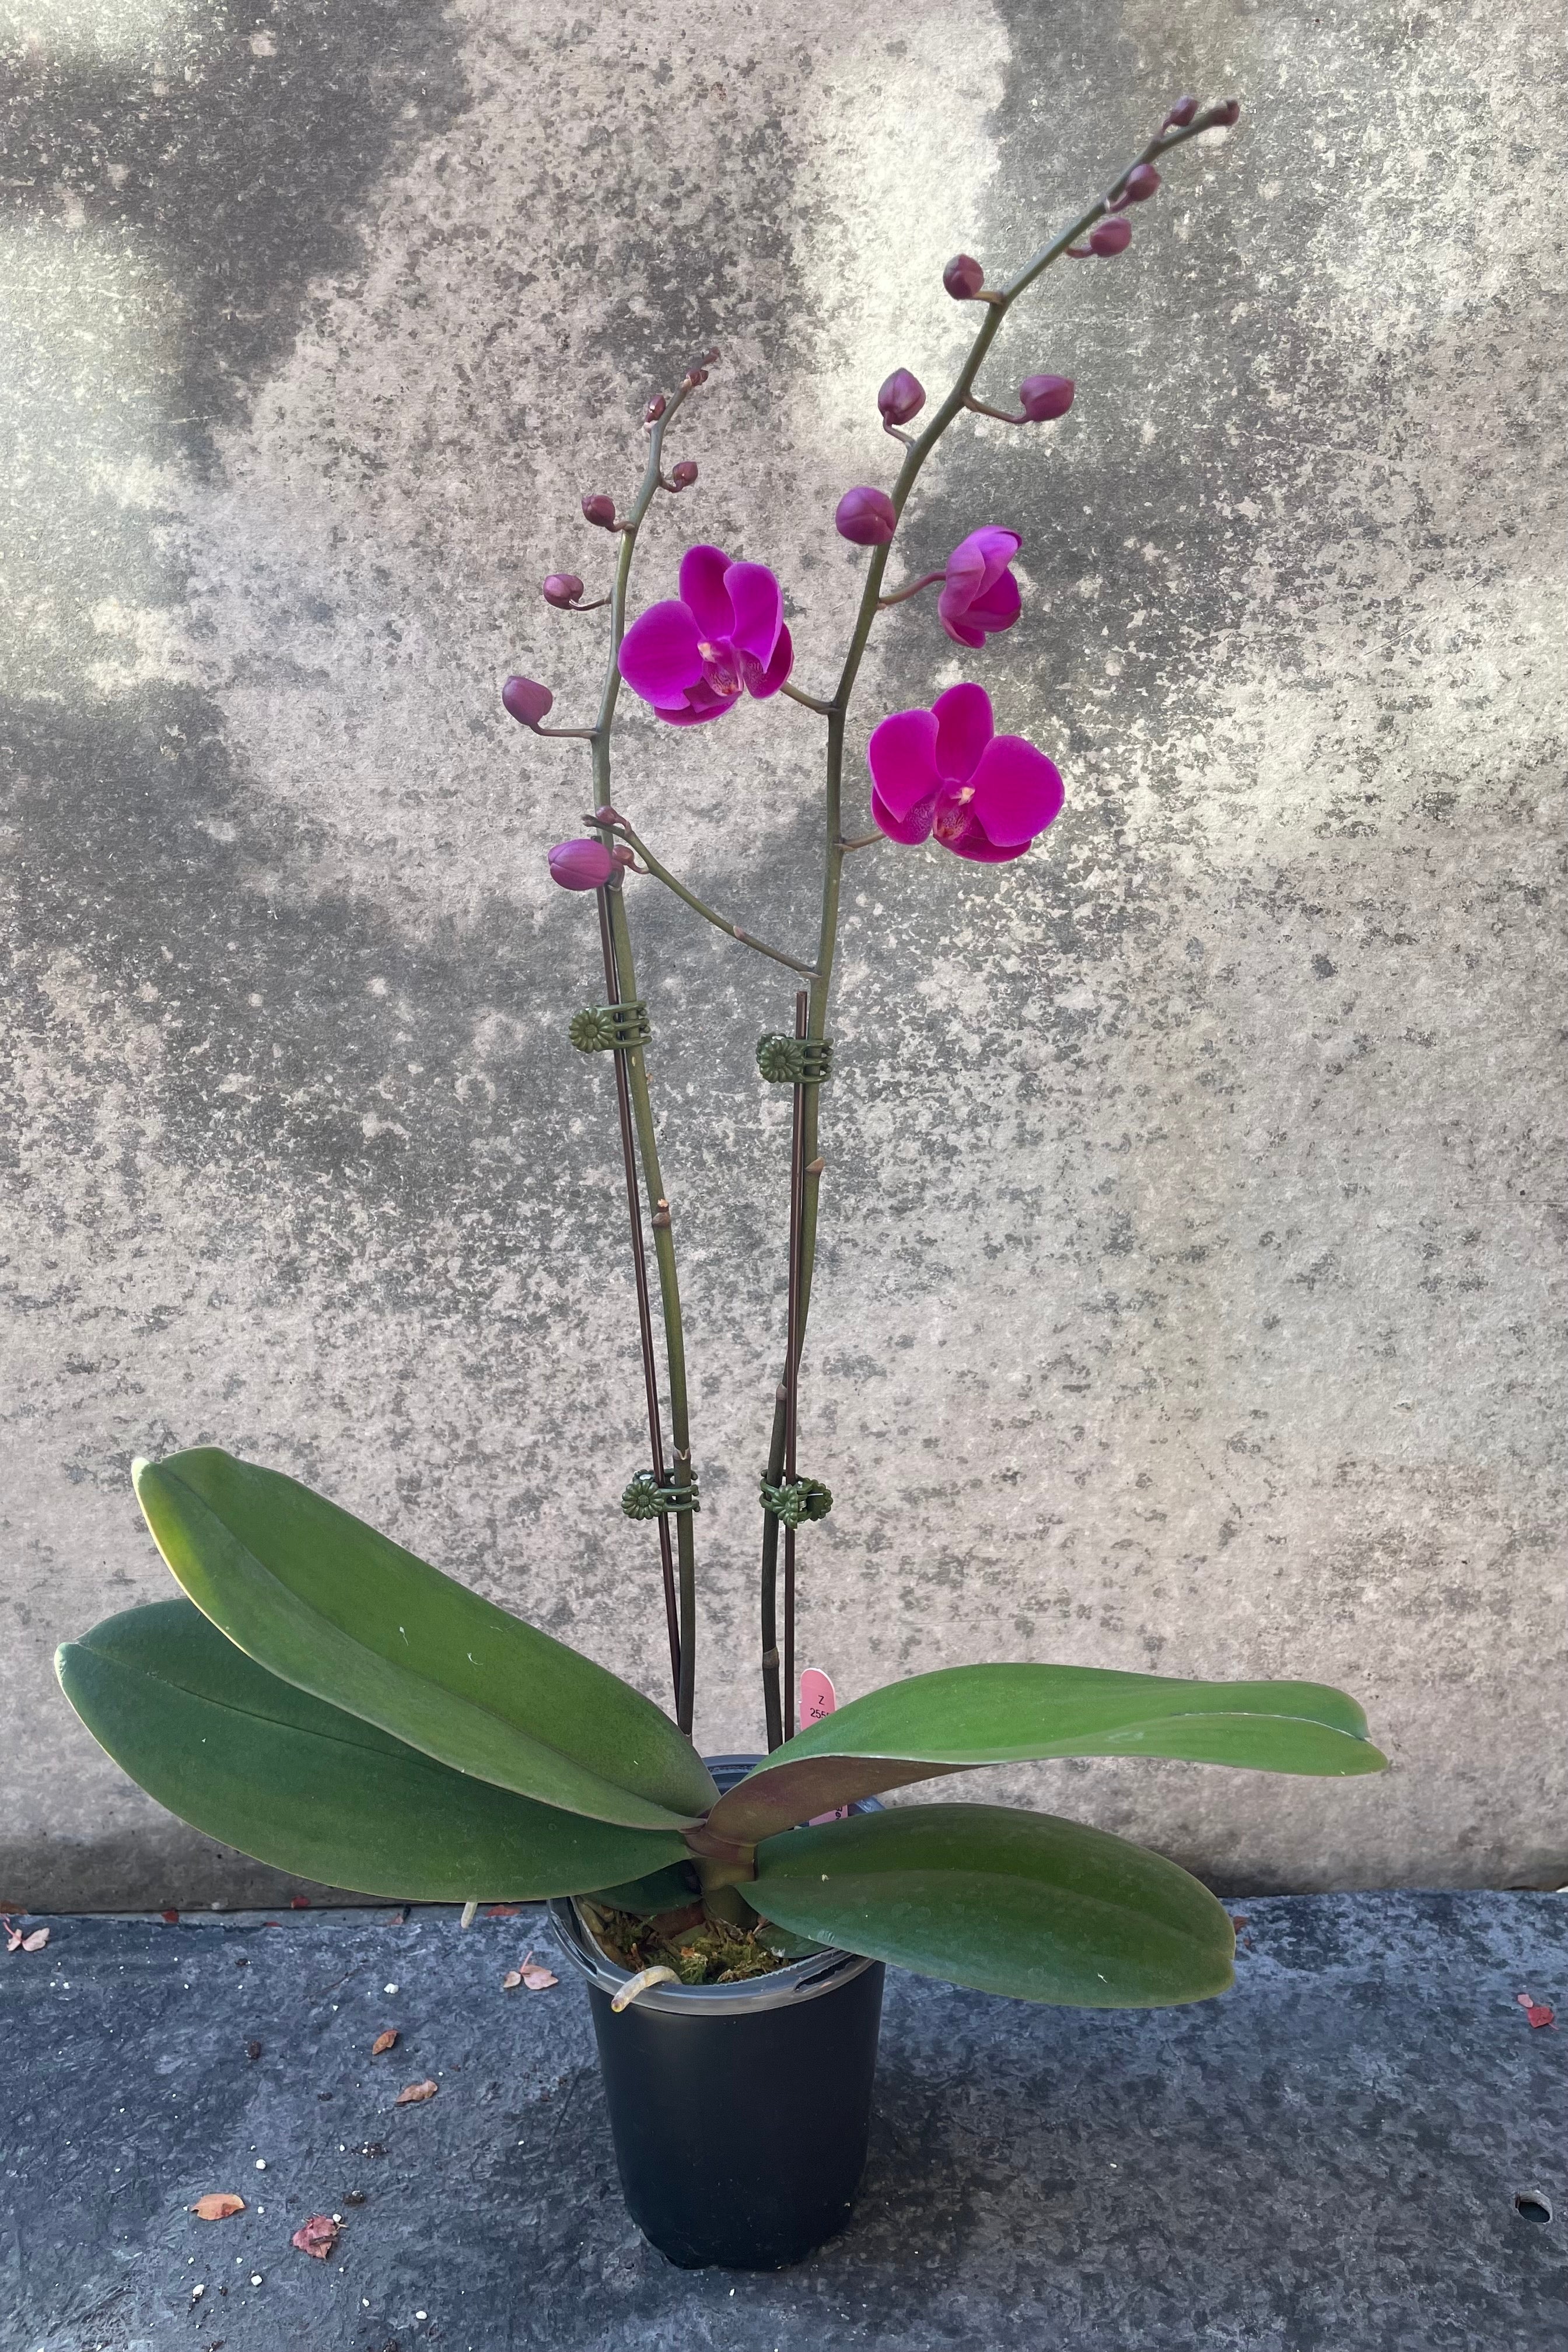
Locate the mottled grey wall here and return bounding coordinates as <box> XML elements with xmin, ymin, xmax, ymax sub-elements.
<box><xmin>2</xmin><ymin>0</ymin><xmax>1563</xmax><ymax>1908</ymax></box>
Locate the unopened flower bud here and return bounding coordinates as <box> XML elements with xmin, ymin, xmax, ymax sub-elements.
<box><xmin>835</xmin><ymin>485</ymin><xmax>898</xmax><ymax>545</ymax></box>
<box><xmin>682</xmin><ymin>366</ymin><xmax>709</xmax><ymax>389</ymax></box>
<box><xmin>1121</xmin><ymin>163</ymin><xmax>1161</xmax><ymax>204</ymax></box>
<box><xmin>943</xmin><ymin>253</ymin><xmax>986</xmax><ymax>301</ymax></box>
<box><xmin>1019</xmin><ymin>373</ymin><xmax>1074</xmax><ymax>422</ymax></box>
<box><xmin>548</xmin><ymin>838</ymin><xmax>617</xmax><ymax>891</ymax></box>
<box><xmin>877</xmin><ymin>368</ymin><xmax>926</xmax><ymax>428</ymax></box>
<box><xmin>695</xmin><ymin>346</ymin><xmax>720</xmax><ymax>366</ymax></box>
<box><xmin>502</xmin><ymin>675</ymin><xmax>554</xmax><ymax>728</ymax></box>
<box><xmin>541</xmin><ymin>572</ymin><xmax>585</xmax><ymax>608</ymax></box>
<box><xmin>1163</xmin><ymin>94</ymin><xmax>1198</xmax><ymax>129</ymax></box>
<box><xmin>1208</xmin><ymin>97</ymin><xmax>1241</xmax><ymax>128</ymax></box>
<box><xmin>1088</xmin><ymin>216</ymin><xmax>1132</xmax><ymax>257</ymax></box>
<box><xmin>581</xmin><ymin>493</ymin><xmax>617</xmax><ymax>528</ymax></box>
<box><xmin>669</xmin><ymin>459</ymin><xmax>698</xmax><ymax>489</ymax></box>
<box><xmin>644</xmin><ymin>394</ymin><xmax>667</xmax><ymax>424</ymax></box>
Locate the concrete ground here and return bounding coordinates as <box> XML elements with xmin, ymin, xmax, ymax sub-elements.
<box><xmin>3</xmin><ymin>1892</ymin><xmax>1564</xmax><ymax>2351</ymax></box>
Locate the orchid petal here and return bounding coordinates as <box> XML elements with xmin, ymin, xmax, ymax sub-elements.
<box><xmin>867</xmin><ymin>707</ymin><xmax>942</xmax><ymax>821</ymax></box>
<box><xmin>618</xmin><ymin>600</ymin><xmax>704</xmax><ymax>704</ymax></box>
<box><xmin>723</xmin><ymin>562</ymin><xmax>784</xmax><ymax>666</ymax></box>
<box><xmin>872</xmin><ymin>780</ymin><xmax>937</xmax><ymax>844</ymax></box>
<box><xmin>740</xmin><ymin>623</ymin><xmax>794</xmax><ymax>700</ymax></box>
<box><xmin>939</xmin><ymin>613</ymin><xmax>988</xmax><ymax>650</ymax></box>
<box><xmin>931</xmin><ymin>683</ymin><xmax>994</xmax><ymax>784</ymax></box>
<box><xmin>948</xmin><ymin>828</ymin><xmax>1030</xmax><ymax>863</ymax></box>
<box><xmin>678</xmin><ymin>545</ymin><xmax>736</xmax><ymax>640</ymax></box>
<box><xmin>657</xmin><ymin>695</ymin><xmax>734</xmax><ymax>725</ymax></box>
<box><xmin>968</xmin><ymin>733</ymin><xmax>1064</xmax><ymax>846</ymax></box>
<box><xmin>967</xmin><ymin>569</ymin><xmax>1021</xmax><ymax>632</ymax></box>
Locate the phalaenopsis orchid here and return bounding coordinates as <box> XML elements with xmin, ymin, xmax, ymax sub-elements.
<box><xmin>63</xmin><ymin>93</ymin><xmax>1387</xmax><ymax>2020</ymax></box>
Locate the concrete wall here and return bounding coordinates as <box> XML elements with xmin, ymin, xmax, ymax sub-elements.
<box><xmin>3</xmin><ymin>0</ymin><xmax>1563</xmax><ymax>1909</ymax></box>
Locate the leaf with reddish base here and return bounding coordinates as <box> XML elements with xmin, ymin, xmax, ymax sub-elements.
<box><xmin>706</xmin><ymin>1662</ymin><xmax>1388</xmax><ymax>1844</ymax></box>
<box><xmin>291</xmin><ymin>2214</ymin><xmax>340</xmax><ymax>2259</ymax></box>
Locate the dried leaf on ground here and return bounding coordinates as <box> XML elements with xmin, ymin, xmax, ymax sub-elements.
<box><xmin>503</xmin><ymin>1948</ymin><xmax>558</xmax><ymax>1993</ymax></box>
<box><xmin>7</xmin><ymin>1925</ymin><xmax>50</xmax><ymax>1952</ymax></box>
<box><xmin>290</xmin><ymin>2214</ymin><xmax>340</xmax><ymax>2259</ymax></box>
<box><xmin>162</xmin><ymin>1909</ymin><xmax>180</xmax><ymax>1924</ymax></box>
<box><xmin>484</xmin><ymin>1904</ymin><xmax>522</xmax><ymax>1918</ymax></box>
<box><xmin>370</xmin><ymin>2029</ymin><xmax>399</xmax><ymax>2055</ymax></box>
<box><xmin>190</xmin><ymin>2193</ymin><xmax>246</xmax><ymax>2221</ymax></box>
<box><xmin>1517</xmin><ymin>1991</ymin><xmax>1556</xmax><ymax>2029</ymax></box>
<box><xmin>244</xmin><ymin>2040</ymin><xmax>262</xmax><ymax>2061</ymax></box>
<box><xmin>394</xmin><ymin>2077</ymin><xmax>439</xmax><ymax>2106</ymax></box>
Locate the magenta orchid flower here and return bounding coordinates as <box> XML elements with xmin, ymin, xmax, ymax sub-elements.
<box><xmin>868</xmin><ymin>682</ymin><xmax>1063</xmax><ymax>864</ymax></box>
<box><xmin>618</xmin><ymin>544</ymin><xmax>793</xmax><ymax>725</ymax></box>
<box><xmin>937</xmin><ymin>527</ymin><xmax>1023</xmax><ymax>649</ymax></box>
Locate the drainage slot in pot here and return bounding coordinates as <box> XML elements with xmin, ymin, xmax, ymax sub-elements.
<box><xmin>1513</xmin><ymin>2190</ymin><xmax>1552</xmax><ymax>2225</ymax></box>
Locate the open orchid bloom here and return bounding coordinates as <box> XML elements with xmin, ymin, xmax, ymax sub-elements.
<box><xmin>937</xmin><ymin>527</ymin><xmax>1023</xmax><ymax>649</ymax></box>
<box><xmin>868</xmin><ymin>682</ymin><xmax>1063</xmax><ymax>863</ymax></box>
<box><xmin>618</xmin><ymin>544</ymin><xmax>793</xmax><ymax>724</ymax></box>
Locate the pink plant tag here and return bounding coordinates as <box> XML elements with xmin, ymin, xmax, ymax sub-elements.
<box><xmin>800</xmin><ymin>1670</ymin><xmax>849</xmax><ymax>1822</ymax></box>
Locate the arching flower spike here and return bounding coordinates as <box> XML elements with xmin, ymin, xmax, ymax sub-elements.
<box><xmin>618</xmin><ymin>544</ymin><xmax>793</xmax><ymax>725</ymax></box>
<box><xmin>938</xmin><ymin>527</ymin><xmax>1023</xmax><ymax>648</ymax></box>
<box><xmin>868</xmin><ymin>682</ymin><xmax>1063</xmax><ymax>863</ymax></box>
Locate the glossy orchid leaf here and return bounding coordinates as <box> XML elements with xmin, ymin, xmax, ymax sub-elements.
<box><xmin>132</xmin><ymin>1450</ymin><xmax>716</xmax><ymax>1831</ymax></box>
<box><xmin>57</xmin><ymin>1600</ymin><xmax>688</xmax><ymax>1901</ymax></box>
<box><xmin>709</xmin><ymin>1662</ymin><xmax>1387</xmax><ymax>1842</ymax></box>
<box><xmin>754</xmin><ymin>1803</ymin><xmax>1235</xmax><ymax>2007</ymax></box>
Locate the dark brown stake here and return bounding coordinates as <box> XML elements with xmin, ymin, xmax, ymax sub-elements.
<box><xmin>596</xmin><ymin>885</ymin><xmax>681</xmax><ymax>1707</ymax></box>
<box><xmin>782</xmin><ymin>988</ymin><xmax>808</xmax><ymax>1743</ymax></box>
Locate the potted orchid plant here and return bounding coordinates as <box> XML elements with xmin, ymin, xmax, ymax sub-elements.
<box><xmin>58</xmin><ymin>91</ymin><xmax>1387</xmax><ymax>2273</ymax></box>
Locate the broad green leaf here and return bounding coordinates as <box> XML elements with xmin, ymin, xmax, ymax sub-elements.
<box><xmin>133</xmin><ymin>1450</ymin><xmax>717</xmax><ymax>1831</ymax></box>
<box><xmin>753</xmin><ymin>1804</ymin><xmax>1234</xmax><ymax>2007</ymax></box>
<box><xmin>57</xmin><ymin>1600</ymin><xmax>688</xmax><ymax>1901</ymax></box>
<box><xmin>582</xmin><ymin>1861</ymin><xmax>701</xmax><ymax>1917</ymax></box>
<box><xmin>708</xmin><ymin>1662</ymin><xmax>1386</xmax><ymax>1842</ymax></box>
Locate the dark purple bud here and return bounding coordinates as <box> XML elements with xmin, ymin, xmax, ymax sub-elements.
<box><xmin>1121</xmin><ymin>163</ymin><xmax>1161</xmax><ymax>204</ymax></box>
<box><xmin>877</xmin><ymin>368</ymin><xmax>926</xmax><ymax>428</ymax></box>
<box><xmin>1088</xmin><ymin>216</ymin><xmax>1132</xmax><ymax>257</ymax></box>
<box><xmin>541</xmin><ymin>572</ymin><xmax>585</xmax><ymax>608</ymax></box>
<box><xmin>547</xmin><ymin>838</ymin><xmax>617</xmax><ymax>892</ymax></box>
<box><xmin>943</xmin><ymin>253</ymin><xmax>986</xmax><ymax>301</ymax></box>
<box><xmin>644</xmin><ymin>394</ymin><xmax>667</xmax><ymax>423</ymax></box>
<box><xmin>1163</xmin><ymin>94</ymin><xmax>1198</xmax><ymax>129</ymax></box>
<box><xmin>581</xmin><ymin>493</ymin><xmax>617</xmax><ymax>529</ymax></box>
<box><xmin>669</xmin><ymin>459</ymin><xmax>698</xmax><ymax>489</ymax></box>
<box><xmin>695</xmin><ymin>346</ymin><xmax>720</xmax><ymax>365</ymax></box>
<box><xmin>1019</xmin><ymin>373</ymin><xmax>1075</xmax><ymax>422</ymax></box>
<box><xmin>682</xmin><ymin>366</ymin><xmax>709</xmax><ymax>389</ymax></box>
<box><xmin>1208</xmin><ymin>98</ymin><xmax>1241</xmax><ymax>128</ymax></box>
<box><xmin>835</xmin><ymin>485</ymin><xmax>898</xmax><ymax>546</ymax></box>
<box><xmin>502</xmin><ymin>675</ymin><xmax>554</xmax><ymax>728</ymax></box>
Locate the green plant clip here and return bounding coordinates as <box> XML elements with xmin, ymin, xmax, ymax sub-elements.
<box><xmin>755</xmin><ymin>1034</ymin><xmax>834</xmax><ymax>1086</ymax></box>
<box><xmin>758</xmin><ymin>1474</ymin><xmax>832</xmax><ymax>1528</ymax></box>
<box><xmin>571</xmin><ymin>1002</ymin><xmax>652</xmax><ymax>1054</ymax></box>
<box><xmin>621</xmin><ymin>1468</ymin><xmax>701</xmax><ymax>1521</ymax></box>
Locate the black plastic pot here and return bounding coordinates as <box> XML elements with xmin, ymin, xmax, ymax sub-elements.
<box><xmin>550</xmin><ymin>1755</ymin><xmax>884</xmax><ymax>2270</ymax></box>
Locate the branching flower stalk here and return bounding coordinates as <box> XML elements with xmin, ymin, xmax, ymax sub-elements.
<box><xmin>508</xmin><ymin>99</ymin><xmax>1243</xmax><ymax>1756</ymax></box>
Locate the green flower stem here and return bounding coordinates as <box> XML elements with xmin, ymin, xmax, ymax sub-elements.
<box><xmin>592</xmin><ymin>816</ymin><xmax>821</xmax><ymax>979</ymax></box>
<box><xmin>757</xmin><ymin>107</ymin><xmax>1239</xmax><ymax>1742</ymax></box>
<box><xmin>582</xmin><ymin>376</ymin><xmax>705</xmax><ymax>1734</ymax></box>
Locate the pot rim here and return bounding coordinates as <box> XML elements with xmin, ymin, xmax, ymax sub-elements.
<box><xmin>548</xmin><ymin>1751</ymin><xmax>880</xmax><ymax>2019</ymax></box>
